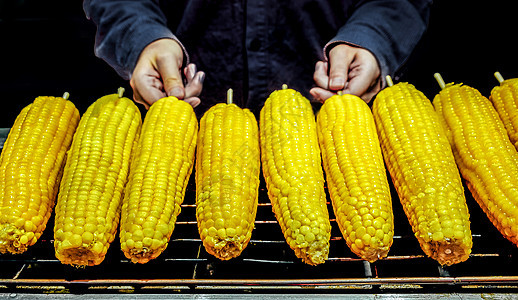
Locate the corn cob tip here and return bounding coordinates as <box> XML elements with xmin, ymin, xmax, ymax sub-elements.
<box><xmin>118</xmin><ymin>87</ymin><xmax>125</xmax><ymax>98</ymax></box>
<box><xmin>385</xmin><ymin>75</ymin><xmax>394</xmax><ymax>87</ymax></box>
<box><xmin>204</xmin><ymin>239</ymin><xmax>251</xmax><ymax>261</ymax></box>
<box><xmin>0</xmin><ymin>224</ymin><xmax>33</xmax><ymax>254</ymax></box>
<box><xmin>428</xmin><ymin>239</ymin><xmax>472</xmax><ymax>266</ymax></box>
<box><xmin>494</xmin><ymin>71</ymin><xmax>505</xmax><ymax>84</ymax></box>
<box><xmin>434</xmin><ymin>73</ymin><xmax>446</xmax><ymax>90</ymax></box>
<box><xmin>55</xmin><ymin>245</ymin><xmax>107</xmax><ymax>267</ymax></box>
<box><xmin>282</xmin><ymin>84</ymin><xmax>288</xmax><ymax>90</ymax></box>
<box><xmin>294</xmin><ymin>246</ymin><xmax>329</xmax><ymax>266</ymax></box>
<box><xmin>62</xmin><ymin>92</ymin><xmax>70</xmax><ymax>100</ymax></box>
<box><xmin>123</xmin><ymin>247</ymin><xmax>165</xmax><ymax>264</ymax></box>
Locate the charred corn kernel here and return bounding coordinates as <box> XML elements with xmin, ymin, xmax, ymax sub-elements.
<box><xmin>120</xmin><ymin>96</ymin><xmax>197</xmax><ymax>263</ymax></box>
<box><xmin>433</xmin><ymin>80</ymin><xmax>518</xmax><ymax>247</ymax></box>
<box><xmin>490</xmin><ymin>73</ymin><xmax>518</xmax><ymax>149</ymax></box>
<box><xmin>260</xmin><ymin>86</ymin><xmax>331</xmax><ymax>265</ymax></box>
<box><xmin>54</xmin><ymin>91</ymin><xmax>141</xmax><ymax>267</ymax></box>
<box><xmin>373</xmin><ymin>81</ymin><xmax>472</xmax><ymax>266</ymax></box>
<box><xmin>317</xmin><ymin>94</ymin><xmax>393</xmax><ymax>262</ymax></box>
<box><xmin>0</xmin><ymin>96</ymin><xmax>79</xmax><ymax>254</ymax></box>
<box><xmin>196</xmin><ymin>94</ymin><xmax>260</xmax><ymax>260</ymax></box>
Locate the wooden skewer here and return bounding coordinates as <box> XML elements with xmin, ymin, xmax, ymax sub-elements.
<box><xmin>494</xmin><ymin>71</ymin><xmax>505</xmax><ymax>84</ymax></box>
<box><xmin>385</xmin><ymin>75</ymin><xmax>394</xmax><ymax>87</ymax></box>
<box><xmin>227</xmin><ymin>88</ymin><xmax>233</xmax><ymax>104</ymax></box>
<box><xmin>434</xmin><ymin>73</ymin><xmax>446</xmax><ymax>90</ymax></box>
<box><xmin>118</xmin><ymin>87</ymin><xmax>125</xmax><ymax>98</ymax></box>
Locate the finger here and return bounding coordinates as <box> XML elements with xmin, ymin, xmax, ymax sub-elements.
<box><xmin>309</xmin><ymin>87</ymin><xmax>336</xmax><ymax>103</ymax></box>
<box><xmin>131</xmin><ymin>86</ymin><xmax>151</xmax><ymax>110</ymax></box>
<box><xmin>361</xmin><ymin>87</ymin><xmax>380</xmax><ymax>104</ymax></box>
<box><xmin>359</xmin><ymin>77</ymin><xmax>381</xmax><ymax>103</ymax></box>
<box><xmin>343</xmin><ymin>72</ymin><xmax>372</xmax><ymax>98</ymax></box>
<box><xmin>130</xmin><ymin>72</ymin><xmax>166</xmax><ymax>108</ymax></box>
<box><xmin>313</xmin><ymin>61</ymin><xmax>329</xmax><ymax>89</ymax></box>
<box><xmin>156</xmin><ymin>54</ymin><xmax>185</xmax><ymax>99</ymax></box>
<box><xmin>184</xmin><ymin>96</ymin><xmax>201</xmax><ymax>108</ymax></box>
<box><xmin>131</xmin><ymin>87</ymin><xmax>146</xmax><ymax>108</ymax></box>
<box><xmin>343</xmin><ymin>61</ymin><xmax>380</xmax><ymax>100</ymax></box>
<box><xmin>185</xmin><ymin>71</ymin><xmax>205</xmax><ymax>99</ymax></box>
<box><xmin>133</xmin><ymin>96</ymin><xmax>150</xmax><ymax>110</ymax></box>
<box><xmin>184</xmin><ymin>63</ymin><xmax>197</xmax><ymax>82</ymax></box>
<box><xmin>328</xmin><ymin>46</ymin><xmax>354</xmax><ymax>91</ymax></box>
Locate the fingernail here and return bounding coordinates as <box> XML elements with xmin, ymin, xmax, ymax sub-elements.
<box><xmin>189</xmin><ymin>64</ymin><xmax>197</xmax><ymax>78</ymax></box>
<box><xmin>330</xmin><ymin>77</ymin><xmax>345</xmax><ymax>88</ymax></box>
<box><xmin>169</xmin><ymin>87</ymin><xmax>184</xmax><ymax>97</ymax></box>
<box><xmin>197</xmin><ymin>72</ymin><xmax>205</xmax><ymax>84</ymax></box>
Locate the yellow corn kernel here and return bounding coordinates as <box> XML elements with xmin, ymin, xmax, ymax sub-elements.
<box><xmin>0</xmin><ymin>96</ymin><xmax>79</xmax><ymax>254</ymax></box>
<box><xmin>433</xmin><ymin>79</ymin><xmax>518</xmax><ymax>247</ymax></box>
<box><xmin>373</xmin><ymin>81</ymin><xmax>472</xmax><ymax>266</ymax></box>
<box><xmin>317</xmin><ymin>94</ymin><xmax>393</xmax><ymax>262</ymax></box>
<box><xmin>490</xmin><ymin>72</ymin><xmax>518</xmax><ymax>149</ymax></box>
<box><xmin>260</xmin><ymin>86</ymin><xmax>331</xmax><ymax>265</ymax></box>
<box><xmin>120</xmin><ymin>96</ymin><xmax>197</xmax><ymax>263</ymax></box>
<box><xmin>196</xmin><ymin>91</ymin><xmax>260</xmax><ymax>260</ymax></box>
<box><xmin>54</xmin><ymin>90</ymin><xmax>141</xmax><ymax>267</ymax></box>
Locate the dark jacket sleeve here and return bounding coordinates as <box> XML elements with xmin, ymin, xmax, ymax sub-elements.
<box><xmin>324</xmin><ymin>0</ymin><xmax>432</xmax><ymax>84</ymax></box>
<box><xmin>83</xmin><ymin>0</ymin><xmax>188</xmax><ymax>80</ymax></box>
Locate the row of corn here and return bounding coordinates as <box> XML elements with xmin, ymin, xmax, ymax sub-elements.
<box><xmin>1</xmin><ymin>72</ymin><xmax>518</xmax><ymax>268</ymax></box>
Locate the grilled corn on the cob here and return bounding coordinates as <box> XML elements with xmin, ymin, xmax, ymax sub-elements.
<box><xmin>0</xmin><ymin>95</ymin><xmax>79</xmax><ymax>254</ymax></box>
<box><xmin>373</xmin><ymin>80</ymin><xmax>472</xmax><ymax>266</ymax></box>
<box><xmin>317</xmin><ymin>93</ymin><xmax>393</xmax><ymax>262</ymax></box>
<box><xmin>260</xmin><ymin>85</ymin><xmax>331</xmax><ymax>265</ymax></box>
<box><xmin>120</xmin><ymin>96</ymin><xmax>197</xmax><ymax>263</ymax></box>
<box><xmin>433</xmin><ymin>74</ymin><xmax>518</xmax><ymax>247</ymax></box>
<box><xmin>196</xmin><ymin>90</ymin><xmax>260</xmax><ymax>260</ymax></box>
<box><xmin>490</xmin><ymin>72</ymin><xmax>518</xmax><ymax>149</ymax></box>
<box><xmin>54</xmin><ymin>90</ymin><xmax>141</xmax><ymax>267</ymax></box>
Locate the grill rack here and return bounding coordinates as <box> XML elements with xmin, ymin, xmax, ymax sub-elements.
<box><xmin>1</xmin><ymin>128</ymin><xmax>518</xmax><ymax>294</ymax></box>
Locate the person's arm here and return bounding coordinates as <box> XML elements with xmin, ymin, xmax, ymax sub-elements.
<box><xmin>311</xmin><ymin>0</ymin><xmax>432</xmax><ymax>103</ymax></box>
<box><xmin>84</xmin><ymin>0</ymin><xmax>183</xmax><ymax>79</ymax></box>
<box><xmin>83</xmin><ymin>0</ymin><xmax>203</xmax><ymax>108</ymax></box>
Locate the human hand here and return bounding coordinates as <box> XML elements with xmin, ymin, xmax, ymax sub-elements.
<box><xmin>130</xmin><ymin>38</ymin><xmax>205</xmax><ymax>109</ymax></box>
<box><xmin>310</xmin><ymin>44</ymin><xmax>381</xmax><ymax>103</ymax></box>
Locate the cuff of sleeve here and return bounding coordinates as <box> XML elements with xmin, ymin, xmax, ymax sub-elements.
<box><xmin>117</xmin><ymin>23</ymin><xmax>190</xmax><ymax>80</ymax></box>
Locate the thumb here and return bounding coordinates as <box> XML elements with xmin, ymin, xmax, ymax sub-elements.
<box><xmin>156</xmin><ymin>54</ymin><xmax>185</xmax><ymax>99</ymax></box>
<box><xmin>328</xmin><ymin>44</ymin><xmax>354</xmax><ymax>91</ymax></box>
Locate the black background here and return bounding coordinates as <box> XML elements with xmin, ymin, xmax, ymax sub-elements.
<box><xmin>0</xmin><ymin>0</ymin><xmax>516</xmax><ymax>128</ymax></box>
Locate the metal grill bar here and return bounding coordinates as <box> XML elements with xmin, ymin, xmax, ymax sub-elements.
<box><xmin>1</xmin><ymin>276</ymin><xmax>518</xmax><ymax>287</ymax></box>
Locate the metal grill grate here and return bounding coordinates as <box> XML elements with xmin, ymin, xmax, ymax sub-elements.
<box><xmin>1</xmin><ymin>129</ymin><xmax>518</xmax><ymax>293</ymax></box>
